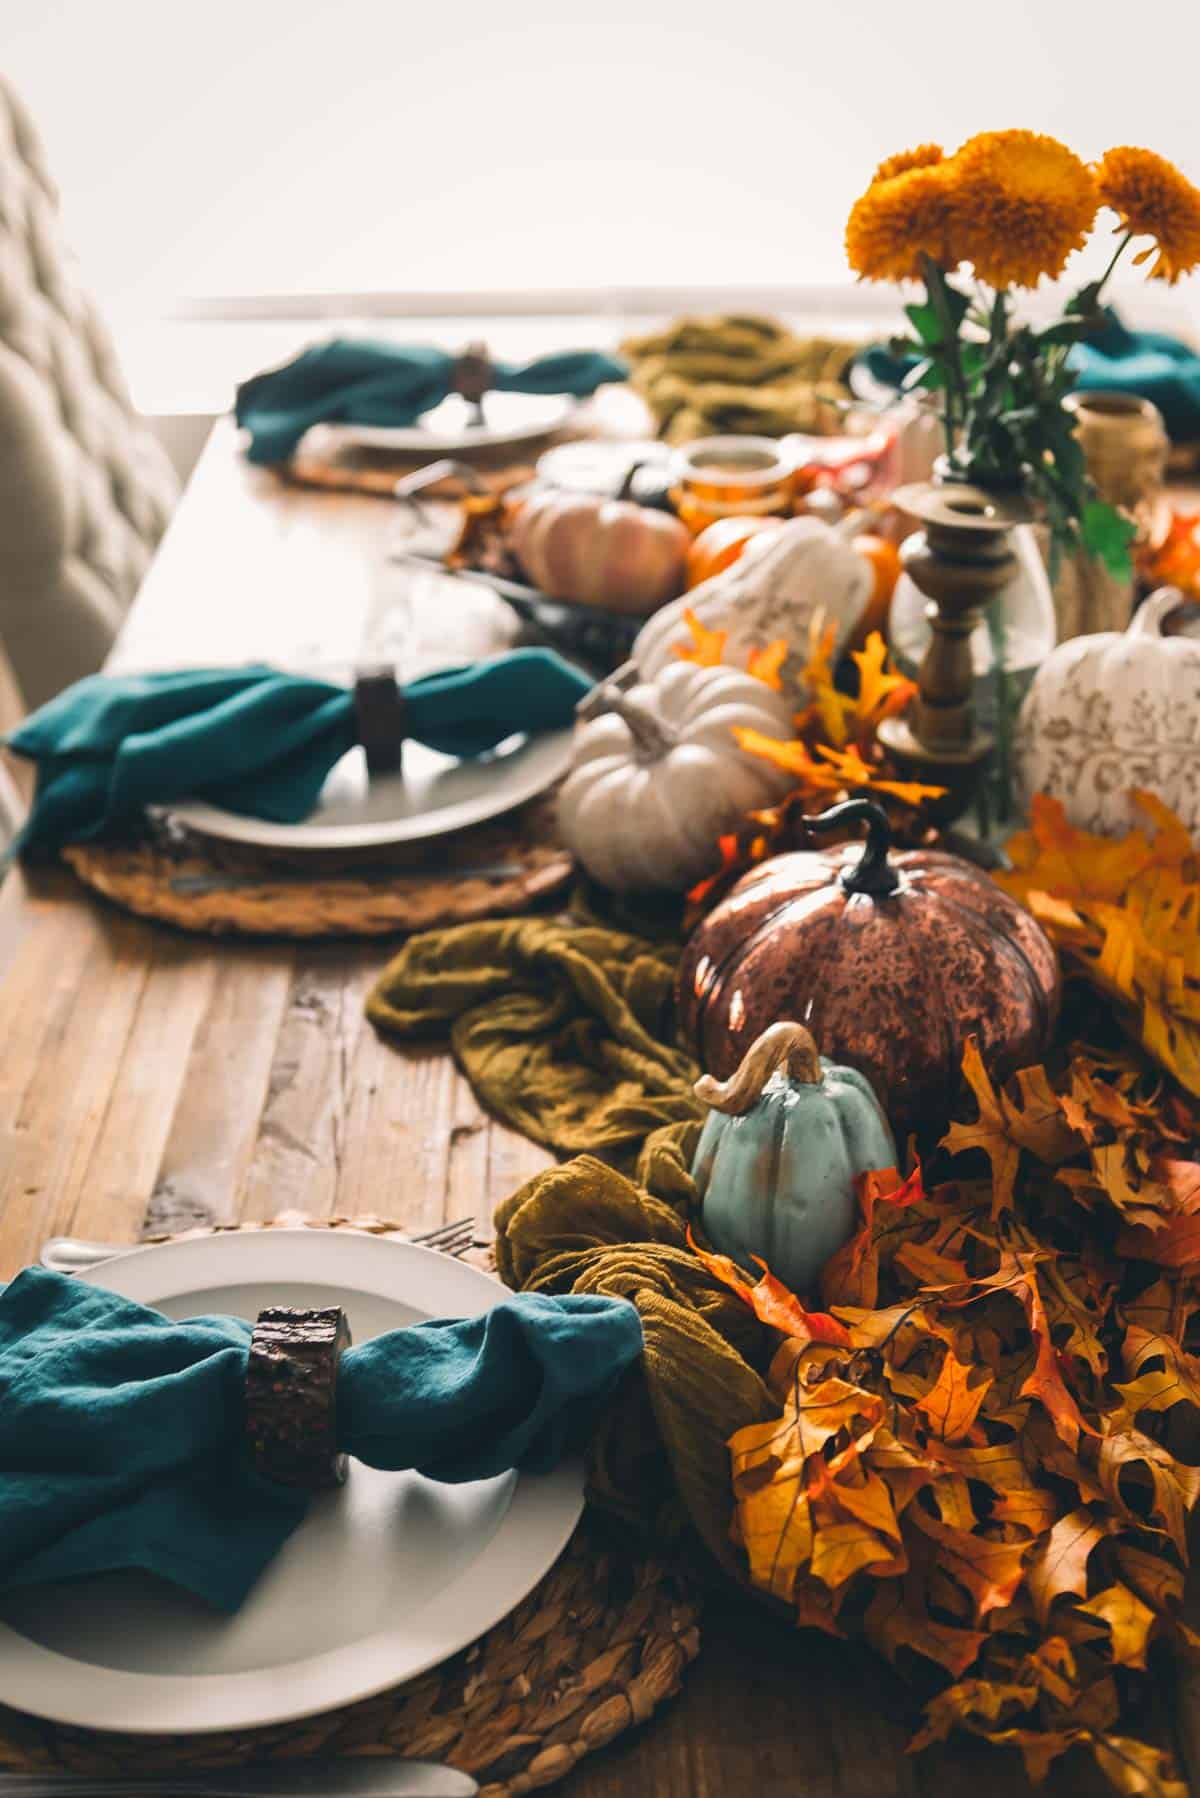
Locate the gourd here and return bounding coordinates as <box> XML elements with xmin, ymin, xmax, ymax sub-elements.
<box><xmin>557</xmin><ymin>661</ymin><xmax>796</xmax><ymax>892</ymax></box>
<box><xmin>632</xmin><ymin>515</ymin><xmax>875</xmax><ymax>707</ymax></box>
<box><xmin>851</xmin><ymin>533</ymin><xmax>903</xmax><ymax>647</ymax></box>
<box><xmin>693</xmin><ymin>1021</ymin><xmax>896</xmax><ymax>1295</ymax></box>
<box><xmin>684</xmin><ymin>515</ymin><xmax>785</xmax><ymax>589</ymax></box>
<box><xmin>678</xmin><ymin>799</ymin><xmax>1061</xmax><ymax>1137</ymax></box>
<box><xmin>1014</xmin><ymin>586</ymin><xmax>1200</xmax><ymax>841</ymax></box>
<box><xmin>510</xmin><ymin>478</ymin><xmax>690</xmax><ymax>616</ymax></box>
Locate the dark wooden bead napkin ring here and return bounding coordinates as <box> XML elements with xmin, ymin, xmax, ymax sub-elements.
<box><xmin>244</xmin><ymin>1306</ymin><xmax>352</xmax><ymax>1489</ymax></box>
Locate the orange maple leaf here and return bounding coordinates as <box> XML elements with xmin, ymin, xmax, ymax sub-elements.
<box><xmin>1078</xmin><ymin>1583</ymin><xmax>1158</xmax><ymax>1670</ymax></box>
<box><xmin>914</xmin><ymin>1342</ymin><xmax>993</xmax><ymax>1443</ymax></box>
<box><xmin>997</xmin><ymin>793</ymin><xmax>1200</xmax><ymax>1096</ymax></box>
<box><xmin>850</xmin><ymin>632</ymin><xmax>918</xmax><ymax>744</ymax></box>
<box><xmin>1026</xmin><ymin>1507</ymin><xmax>1111</xmax><ymax>1623</ymax></box>
<box><xmin>940</xmin><ymin>1037</ymin><xmax>1082</xmax><ymax>1216</ymax></box>
<box><xmin>687</xmin><ymin>1229</ymin><xmax>853</xmax><ymax>1345</ymax></box>
<box><xmin>745</xmin><ymin>637</ymin><xmax>789</xmax><ymax>690</ymax></box>
<box><xmin>673</xmin><ymin>605</ymin><xmax>728</xmax><ymax>668</ymax></box>
<box><xmin>810</xmin><ymin>742</ymin><xmax>946</xmax><ymax>809</ymax></box>
<box><xmin>821</xmin><ymin>1162</ymin><xmax>927</xmax><ymax>1309</ymax></box>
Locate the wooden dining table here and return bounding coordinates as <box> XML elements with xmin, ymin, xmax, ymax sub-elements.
<box><xmin>0</xmin><ymin>418</ymin><xmax>1195</xmax><ymax>1798</ymax></box>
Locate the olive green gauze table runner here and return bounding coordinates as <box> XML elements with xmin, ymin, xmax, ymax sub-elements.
<box><xmin>366</xmin><ymin>913</ymin><xmax>778</xmax><ymax>1573</ymax></box>
<box><xmin>366</xmin><ymin>915</ymin><xmax>703</xmax><ymax>1165</ymax></box>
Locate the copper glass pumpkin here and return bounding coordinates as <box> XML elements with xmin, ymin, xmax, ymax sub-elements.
<box><xmin>677</xmin><ymin>800</ymin><xmax>1061</xmax><ymax>1137</ymax></box>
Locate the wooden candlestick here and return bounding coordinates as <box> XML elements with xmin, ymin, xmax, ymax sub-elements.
<box><xmin>877</xmin><ymin>480</ymin><xmax>1033</xmax><ymax>825</ymax></box>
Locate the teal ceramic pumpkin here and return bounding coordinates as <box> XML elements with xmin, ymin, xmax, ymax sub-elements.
<box><xmin>692</xmin><ymin>1021</ymin><xmax>897</xmax><ymax>1295</ymax></box>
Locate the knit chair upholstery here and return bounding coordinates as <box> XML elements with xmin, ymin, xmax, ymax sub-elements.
<box><xmin>0</xmin><ymin>77</ymin><xmax>178</xmax><ymax>710</ymax></box>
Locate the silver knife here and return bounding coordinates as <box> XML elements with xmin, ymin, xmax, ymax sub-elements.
<box><xmin>0</xmin><ymin>1757</ymin><xmax>477</xmax><ymax>1798</ymax></box>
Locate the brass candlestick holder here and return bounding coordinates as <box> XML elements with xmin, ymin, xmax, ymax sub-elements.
<box><xmin>877</xmin><ymin>480</ymin><xmax>1034</xmax><ymax>825</ymax></box>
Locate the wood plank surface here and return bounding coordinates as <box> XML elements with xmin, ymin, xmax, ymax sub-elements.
<box><xmin>0</xmin><ymin>418</ymin><xmax>1176</xmax><ymax>1796</ymax></box>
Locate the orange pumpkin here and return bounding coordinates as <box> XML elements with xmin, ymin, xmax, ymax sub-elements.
<box><xmin>849</xmin><ymin>533</ymin><xmax>902</xmax><ymax>646</ymax></box>
<box><xmin>510</xmin><ymin>489</ymin><xmax>690</xmax><ymax>615</ymax></box>
<box><xmin>684</xmin><ymin>516</ymin><xmax>786</xmax><ymax>590</ymax></box>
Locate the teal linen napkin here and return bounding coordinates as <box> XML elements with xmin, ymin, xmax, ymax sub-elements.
<box><xmin>235</xmin><ymin>340</ymin><xmax>629</xmax><ymax>464</ymax></box>
<box><xmin>856</xmin><ymin>308</ymin><xmax>1200</xmax><ymax>440</ymax></box>
<box><xmin>0</xmin><ymin>1267</ymin><xmax>642</xmax><ymax>1612</ymax></box>
<box><xmin>6</xmin><ymin>649</ymin><xmax>592</xmax><ymax>858</ymax></box>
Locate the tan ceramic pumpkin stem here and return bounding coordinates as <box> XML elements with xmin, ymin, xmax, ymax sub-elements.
<box><xmin>1128</xmin><ymin>586</ymin><xmax>1184</xmax><ymax>640</ymax></box>
<box><xmin>589</xmin><ymin>683</ymin><xmax>678</xmax><ymax>760</ymax></box>
<box><xmin>694</xmin><ymin>1021</ymin><xmax>822</xmax><ymax>1115</ymax></box>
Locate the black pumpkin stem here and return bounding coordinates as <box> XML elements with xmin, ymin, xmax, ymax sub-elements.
<box><xmin>802</xmin><ymin>800</ymin><xmax>900</xmax><ymax>898</ymax></box>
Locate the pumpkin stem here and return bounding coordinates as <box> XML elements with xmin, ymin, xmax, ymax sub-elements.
<box><xmin>694</xmin><ymin>1021</ymin><xmax>823</xmax><ymax>1115</ymax></box>
<box><xmin>802</xmin><ymin>799</ymin><xmax>900</xmax><ymax>898</ymax></box>
<box><xmin>615</xmin><ymin>460</ymin><xmax>647</xmax><ymax>503</ymax></box>
<box><xmin>1128</xmin><ymin>586</ymin><xmax>1186</xmax><ymax>640</ymax></box>
<box><xmin>577</xmin><ymin>681</ymin><xmax>678</xmax><ymax>760</ymax></box>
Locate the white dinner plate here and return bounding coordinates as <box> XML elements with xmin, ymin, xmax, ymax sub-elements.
<box><xmin>319</xmin><ymin>391</ymin><xmax>576</xmax><ymax>455</ymax></box>
<box><xmin>166</xmin><ymin>727</ymin><xmax>574</xmax><ymax>851</ymax></box>
<box><xmin>0</xmin><ymin>1231</ymin><xmax>583</xmax><ymax>1733</ymax></box>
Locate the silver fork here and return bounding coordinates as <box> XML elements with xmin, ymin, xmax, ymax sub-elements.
<box><xmin>0</xmin><ymin>1761</ymin><xmax>476</xmax><ymax>1797</ymax></box>
<box><xmin>40</xmin><ymin>1217</ymin><xmax>482</xmax><ymax>1276</ymax></box>
<box><xmin>0</xmin><ymin>1759</ymin><xmax>476</xmax><ymax>1796</ymax></box>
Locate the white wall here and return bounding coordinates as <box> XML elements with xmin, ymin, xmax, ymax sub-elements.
<box><xmin>7</xmin><ymin>0</ymin><xmax>1200</xmax><ymax>314</ymax></box>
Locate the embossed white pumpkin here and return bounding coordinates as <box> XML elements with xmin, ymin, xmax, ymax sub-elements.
<box><xmin>1014</xmin><ymin>587</ymin><xmax>1200</xmax><ymax>840</ymax></box>
<box><xmin>631</xmin><ymin>515</ymin><xmax>874</xmax><ymax>709</ymax></box>
<box><xmin>558</xmin><ymin>661</ymin><xmax>796</xmax><ymax>892</ymax></box>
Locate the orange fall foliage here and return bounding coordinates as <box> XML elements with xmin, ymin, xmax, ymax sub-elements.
<box><xmin>691</xmin><ymin>1032</ymin><xmax>1200</xmax><ymax>1797</ymax></box>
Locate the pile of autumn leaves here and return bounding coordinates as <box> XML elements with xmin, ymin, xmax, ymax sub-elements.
<box><xmin>695</xmin><ymin>1032</ymin><xmax>1200</xmax><ymax>1796</ymax></box>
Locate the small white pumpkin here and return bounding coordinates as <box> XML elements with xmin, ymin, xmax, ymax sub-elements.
<box><xmin>631</xmin><ymin>514</ymin><xmax>874</xmax><ymax>708</ymax></box>
<box><xmin>1014</xmin><ymin>586</ymin><xmax>1200</xmax><ymax>840</ymax></box>
<box><xmin>558</xmin><ymin>661</ymin><xmax>796</xmax><ymax>892</ymax></box>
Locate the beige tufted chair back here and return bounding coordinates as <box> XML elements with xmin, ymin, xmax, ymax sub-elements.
<box><xmin>0</xmin><ymin>77</ymin><xmax>178</xmax><ymax>712</ymax></box>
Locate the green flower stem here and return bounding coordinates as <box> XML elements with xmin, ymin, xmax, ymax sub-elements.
<box><xmin>1093</xmin><ymin>230</ymin><xmax>1134</xmax><ymax>302</ymax></box>
<box><xmin>920</xmin><ymin>256</ymin><xmax>970</xmax><ymax>459</ymax></box>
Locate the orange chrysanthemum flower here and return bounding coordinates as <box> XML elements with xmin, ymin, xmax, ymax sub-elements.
<box><xmin>953</xmin><ymin>129</ymin><xmax>1098</xmax><ymax>288</ymax></box>
<box><xmin>1096</xmin><ymin>145</ymin><xmax>1200</xmax><ymax>282</ymax></box>
<box><xmin>872</xmin><ymin>142</ymin><xmax>944</xmax><ymax>184</ymax></box>
<box><xmin>845</xmin><ymin>161</ymin><xmax>961</xmax><ymax>282</ymax></box>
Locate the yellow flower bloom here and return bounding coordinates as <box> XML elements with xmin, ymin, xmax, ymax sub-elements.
<box><xmin>845</xmin><ymin>161</ymin><xmax>961</xmax><ymax>282</ymax></box>
<box><xmin>872</xmin><ymin>143</ymin><xmax>944</xmax><ymax>184</ymax></box>
<box><xmin>952</xmin><ymin>129</ymin><xmax>1098</xmax><ymax>288</ymax></box>
<box><xmin>1096</xmin><ymin>145</ymin><xmax>1200</xmax><ymax>282</ymax></box>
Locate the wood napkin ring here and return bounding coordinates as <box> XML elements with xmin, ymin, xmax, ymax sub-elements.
<box><xmin>353</xmin><ymin>667</ymin><xmax>406</xmax><ymax>776</ymax></box>
<box><xmin>451</xmin><ymin>341</ymin><xmax>494</xmax><ymax>405</ymax></box>
<box><xmin>245</xmin><ymin>1306</ymin><xmax>352</xmax><ymax>1489</ymax></box>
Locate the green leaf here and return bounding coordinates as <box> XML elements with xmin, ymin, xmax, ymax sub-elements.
<box><xmin>1037</xmin><ymin>319</ymin><xmax>1097</xmax><ymax>349</ymax></box>
<box><xmin>903</xmin><ymin>302</ymin><xmax>942</xmax><ymax>347</ymax></box>
<box><xmin>1081</xmin><ymin>500</ymin><xmax>1136</xmax><ymax>577</ymax></box>
<box><xmin>1064</xmin><ymin>279</ymin><xmax>1104</xmax><ymax>319</ymax></box>
<box><xmin>901</xmin><ymin>358</ymin><xmax>946</xmax><ymax>393</ymax></box>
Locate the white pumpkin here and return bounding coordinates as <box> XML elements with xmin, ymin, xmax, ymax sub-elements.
<box><xmin>1014</xmin><ymin>586</ymin><xmax>1200</xmax><ymax>840</ymax></box>
<box><xmin>631</xmin><ymin>515</ymin><xmax>874</xmax><ymax>709</ymax></box>
<box><xmin>558</xmin><ymin>662</ymin><xmax>796</xmax><ymax>892</ymax></box>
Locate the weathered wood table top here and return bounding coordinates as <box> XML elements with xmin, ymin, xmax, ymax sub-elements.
<box><xmin>0</xmin><ymin>420</ymin><xmax>1188</xmax><ymax>1796</ymax></box>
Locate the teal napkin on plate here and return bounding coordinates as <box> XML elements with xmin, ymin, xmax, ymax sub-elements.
<box><xmin>235</xmin><ymin>340</ymin><xmax>629</xmax><ymax>464</ymax></box>
<box><xmin>6</xmin><ymin>649</ymin><xmax>592</xmax><ymax>858</ymax></box>
<box><xmin>855</xmin><ymin>308</ymin><xmax>1200</xmax><ymax>441</ymax></box>
<box><xmin>0</xmin><ymin>1267</ymin><xmax>642</xmax><ymax>1612</ymax></box>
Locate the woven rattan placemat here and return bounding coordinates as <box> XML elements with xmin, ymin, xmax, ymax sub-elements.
<box><xmin>0</xmin><ymin>1214</ymin><xmax>701</xmax><ymax>1795</ymax></box>
<box><xmin>63</xmin><ymin>795</ymin><xmax>573</xmax><ymax>939</ymax></box>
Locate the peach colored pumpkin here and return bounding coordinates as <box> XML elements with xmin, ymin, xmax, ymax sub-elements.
<box><xmin>511</xmin><ymin>490</ymin><xmax>689</xmax><ymax>616</ymax></box>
